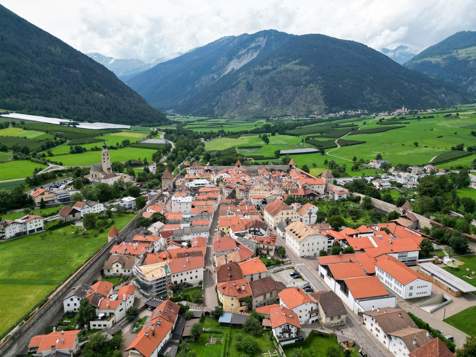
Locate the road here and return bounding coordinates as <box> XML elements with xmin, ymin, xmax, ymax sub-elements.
<box><xmin>276</xmin><ymin>234</ymin><xmax>393</xmax><ymax>357</ymax></box>
<box><xmin>203</xmin><ymin>202</ymin><xmax>221</xmax><ymax>310</ymax></box>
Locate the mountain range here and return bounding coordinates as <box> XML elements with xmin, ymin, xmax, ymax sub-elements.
<box><xmin>381</xmin><ymin>45</ymin><xmax>416</xmax><ymax>64</ymax></box>
<box><xmin>127</xmin><ymin>30</ymin><xmax>465</xmax><ymax>118</ymax></box>
<box><xmin>0</xmin><ymin>5</ymin><xmax>166</xmax><ymax>125</ymax></box>
<box><xmin>405</xmin><ymin>31</ymin><xmax>476</xmax><ymax>98</ymax></box>
<box><xmin>87</xmin><ymin>53</ymin><xmax>156</xmax><ymax>81</ymax></box>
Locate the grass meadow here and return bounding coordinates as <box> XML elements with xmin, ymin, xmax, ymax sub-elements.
<box><xmin>0</xmin><ymin>213</ymin><xmax>134</xmax><ymax>338</ymax></box>
<box><xmin>445</xmin><ymin>306</ymin><xmax>476</xmax><ymax>336</ymax></box>
<box><xmin>0</xmin><ymin>160</ymin><xmax>46</xmax><ymax>181</ymax></box>
<box><xmin>50</xmin><ymin>147</ymin><xmax>156</xmax><ymax>166</ymax></box>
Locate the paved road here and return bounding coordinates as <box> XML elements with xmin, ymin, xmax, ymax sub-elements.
<box><xmin>276</xmin><ymin>235</ymin><xmax>392</xmax><ymax>357</ymax></box>
<box><xmin>203</xmin><ymin>202</ymin><xmax>221</xmax><ymax>310</ymax></box>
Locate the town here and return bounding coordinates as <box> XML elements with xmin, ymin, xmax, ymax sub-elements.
<box><xmin>2</xmin><ymin>146</ymin><xmax>473</xmax><ymax>357</ymax></box>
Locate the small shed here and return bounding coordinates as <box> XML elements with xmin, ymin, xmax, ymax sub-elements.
<box><xmin>218</xmin><ymin>312</ymin><xmax>248</xmax><ymax>326</ymax></box>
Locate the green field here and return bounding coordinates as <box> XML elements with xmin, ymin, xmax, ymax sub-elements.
<box><xmin>445</xmin><ymin>306</ymin><xmax>476</xmax><ymax>336</ymax></box>
<box><xmin>0</xmin><ymin>151</ymin><xmax>12</xmax><ymax>162</ymax></box>
<box><xmin>444</xmin><ymin>255</ymin><xmax>476</xmax><ymax>287</ymax></box>
<box><xmin>0</xmin><ymin>160</ymin><xmax>46</xmax><ymax>181</ymax></box>
<box><xmin>0</xmin><ymin>206</ymin><xmax>60</xmax><ymax>220</ymax></box>
<box><xmin>51</xmin><ymin>147</ymin><xmax>156</xmax><ymax>166</ymax></box>
<box><xmin>0</xmin><ymin>213</ymin><xmax>134</xmax><ymax>338</ymax></box>
<box><xmin>0</xmin><ymin>127</ymin><xmax>48</xmax><ymax>139</ymax></box>
<box><xmin>458</xmin><ymin>187</ymin><xmax>476</xmax><ymax>200</ymax></box>
<box><xmin>179</xmin><ymin>317</ymin><xmax>275</xmax><ymax>357</ymax></box>
<box><xmin>175</xmin><ymin>116</ymin><xmax>267</xmax><ymax>133</ymax></box>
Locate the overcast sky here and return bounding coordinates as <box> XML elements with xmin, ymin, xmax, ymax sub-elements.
<box><xmin>2</xmin><ymin>0</ymin><xmax>476</xmax><ymax>62</ymax></box>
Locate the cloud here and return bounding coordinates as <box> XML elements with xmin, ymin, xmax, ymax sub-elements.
<box><xmin>1</xmin><ymin>0</ymin><xmax>476</xmax><ymax>61</ymax></box>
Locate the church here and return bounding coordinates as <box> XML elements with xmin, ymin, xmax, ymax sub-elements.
<box><xmin>88</xmin><ymin>146</ymin><xmax>133</xmax><ymax>185</ymax></box>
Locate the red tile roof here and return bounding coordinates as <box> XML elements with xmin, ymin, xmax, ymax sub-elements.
<box><xmin>29</xmin><ymin>330</ymin><xmax>80</xmax><ymax>354</ymax></box>
<box><xmin>344</xmin><ymin>276</ymin><xmax>390</xmax><ymax>299</ymax></box>
<box><xmin>328</xmin><ymin>262</ymin><xmax>367</xmax><ymax>280</ymax></box>
<box><xmin>279</xmin><ymin>287</ymin><xmax>315</xmax><ymax>309</ymax></box>
<box><xmin>264</xmin><ymin>198</ymin><xmax>289</xmax><ymax>217</ymax></box>
<box><xmin>376</xmin><ymin>255</ymin><xmax>430</xmax><ymax>285</ymax></box>
<box><xmin>213</xmin><ymin>235</ymin><xmax>237</xmax><ymax>252</ymax></box>
<box><xmin>168</xmin><ymin>255</ymin><xmax>205</xmax><ymax>274</ymax></box>
<box><xmin>269</xmin><ymin>305</ymin><xmax>301</xmax><ymax>329</ymax></box>
<box><xmin>409</xmin><ymin>338</ymin><xmax>454</xmax><ymax>357</ymax></box>
<box><xmin>217</xmin><ymin>278</ymin><xmax>252</xmax><ymax>298</ymax></box>
<box><xmin>238</xmin><ymin>257</ymin><xmax>268</xmax><ymax>276</ymax></box>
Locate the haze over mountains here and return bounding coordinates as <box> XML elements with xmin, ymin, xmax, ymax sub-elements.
<box><xmin>127</xmin><ymin>30</ymin><xmax>465</xmax><ymax>118</ymax></box>
<box><xmin>406</xmin><ymin>31</ymin><xmax>476</xmax><ymax>99</ymax></box>
<box><xmin>381</xmin><ymin>45</ymin><xmax>416</xmax><ymax>65</ymax></box>
<box><xmin>0</xmin><ymin>5</ymin><xmax>166</xmax><ymax>125</ymax></box>
<box><xmin>87</xmin><ymin>53</ymin><xmax>156</xmax><ymax>81</ymax></box>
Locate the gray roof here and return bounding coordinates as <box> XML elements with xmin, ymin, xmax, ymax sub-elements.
<box><xmin>219</xmin><ymin>312</ymin><xmax>248</xmax><ymax>325</ymax></box>
<box><xmin>419</xmin><ymin>262</ymin><xmax>476</xmax><ymax>293</ymax></box>
<box><xmin>364</xmin><ymin>308</ymin><xmax>416</xmax><ymax>334</ymax></box>
<box><xmin>312</xmin><ymin>291</ymin><xmax>347</xmax><ymax>317</ymax></box>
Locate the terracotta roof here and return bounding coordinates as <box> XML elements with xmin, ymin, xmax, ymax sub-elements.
<box><xmin>238</xmin><ymin>245</ymin><xmax>254</xmax><ymax>261</ymax></box>
<box><xmin>29</xmin><ymin>330</ymin><xmax>80</xmax><ymax>354</ymax></box>
<box><xmin>269</xmin><ymin>305</ymin><xmax>301</xmax><ymax>329</ymax></box>
<box><xmin>297</xmin><ymin>203</ymin><xmax>317</xmax><ymax>216</ymax></box>
<box><xmin>376</xmin><ymin>255</ymin><xmax>430</xmax><ymax>285</ymax></box>
<box><xmin>127</xmin><ymin>316</ymin><xmax>173</xmax><ymax>356</ymax></box>
<box><xmin>108</xmin><ymin>226</ymin><xmax>119</xmax><ymax>238</ymax></box>
<box><xmin>409</xmin><ymin>338</ymin><xmax>454</xmax><ymax>357</ymax></box>
<box><xmin>279</xmin><ymin>287</ymin><xmax>314</xmax><ymax>309</ymax></box>
<box><xmin>256</xmin><ymin>304</ymin><xmax>281</xmax><ymax>316</ymax></box>
<box><xmin>217</xmin><ymin>278</ymin><xmax>252</xmax><ymax>298</ymax></box>
<box><xmin>151</xmin><ymin>299</ymin><xmax>180</xmax><ymax>323</ymax></box>
<box><xmin>264</xmin><ymin>198</ymin><xmax>289</xmax><ymax>217</ymax></box>
<box><xmin>31</xmin><ymin>188</ymin><xmax>46</xmax><ymax>198</ymax></box>
<box><xmin>110</xmin><ymin>242</ymin><xmax>149</xmax><ymax>256</ymax></box>
<box><xmin>168</xmin><ymin>255</ymin><xmax>205</xmax><ymax>274</ymax></box>
<box><xmin>165</xmin><ymin>211</ymin><xmax>183</xmax><ymax>222</ymax></box>
<box><xmin>133</xmin><ymin>234</ymin><xmax>160</xmax><ymax>243</ymax></box>
<box><xmin>217</xmin><ymin>262</ymin><xmax>243</xmax><ymax>283</ymax></box>
<box><xmin>213</xmin><ymin>235</ymin><xmax>237</xmax><ymax>252</ymax></box>
<box><xmin>103</xmin><ymin>254</ymin><xmax>136</xmax><ymax>270</ymax></box>
<box><xmin>318</xmin><ymin>253</ymin><xmax>376</xmax><ymax>274</ymax></box>
<box><xmin>250</xmin><ymin>277</ymin><xmax>285</xmax><ymax>297</ymax></box>
<box><xmin>87</xmin><ymin>281</ymin><xmax>113</xmax><ymax>298</ymax></box>
<box><xmin>389</xmin><ymin>327</ymin><xmax>431</xmax><ymax>352</ymax></box>
<box><xmin>239</xmin><ymin>257</ymin><xmax>268</xmax><ymax>276</ymax></box>
<box><xmin>344</xmin><ymin>276</ymin><xmax>390</xmax><ymax>299</ymax></box>
<box><xmin>328</xmin><ymin>262</ymin><xmax>367</xmax><ymax>280</ymax></box>
<box><xmin>286</xmin><ymin>221</ymin><xmax>323</xmax><ymax>241</ymax></box>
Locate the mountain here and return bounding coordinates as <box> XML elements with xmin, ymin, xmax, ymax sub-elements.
<box><xmin>405</xmin><ymin>31</ymin><xmax>476</xmax><ymax>98</ymax></box>
<box><xmin>128</xmin><ymin>30</ymin><xmax>465</xmax><ymax>118</ymax></box>
<box><xmin>87</xmin><ymin>53</ymin><xmax>156</xmax><ymax>80</ymax></box>
<box><xmin>381</xmin><ymin>45</ymin><xmax>415</xmax><ymax>64</ymax></box>
<box><xmin>0</xmin><ymin>5</ymin><xmax>166</xmax><ymax>125</ymax></box>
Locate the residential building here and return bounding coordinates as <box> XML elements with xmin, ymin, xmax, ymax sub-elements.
<box><xmin>297</xmin><ymin>203</ymin><xmax>318</xmax><ymax>225</ymax></box>
<box><xmin>409</xmin><ymin>338</ymin><xmax>454</xmax><ymax>357</ymax></box>
<box><xmin>216</xmin><ymin>262</ymin><xmax>243</xmax><ymax>283</ymax></box>
<box><xmin>1</xmin><ymin>215</ymin><xmax>45</xmax><ymax>239</ymax></box>
<box><xmin>238</xmin><ymin>257</ymin><xmax>269</xmax><ymax>281</ymax></box>
<box><xmin>103</xmin><ymin>254</ymin><xmax>136</xmax><ymax>277</ymax></box>
<box><xmin>250</xmin><ymin>277</ymin><xmax>285</xmax><ymax>308</ymax></box>
<box><xmin>58</xmin><ymin>206</ymin><xmax>82</xmax><ymax>222</ymax></box>
<box><xmin>120</xmin><ymin>196</ymin><xmax>137</xmax><ymax>210</ymax></box>
<box><xmin>169</xmin><ymin>255</ymin><xmax>205</xmax><ymax>286</ymax></box>
<box><xmin>28</xmin><ymin>330</ymin><xmax>80</xmax><ymax>356</ymax></box>
<box><xmin>376</xmin><ymin>255</ymin><xmax>432</xmax><ymax>299</ymax></box>
<box><xmin>90</xmin><ymin>284</ymin><xmax>136</xmax><ymax>329</ymax></box>
<box><xmin>263</xmin><ymin>198</ymin><xmax>299</xmax><ymax>229</ymax></box>
<box><xmin>285</xmin><ymin>221</ymin><xmax>329</xmax><ymax>257</ymax></box>
<box><xmin>278</xmin><ymin>287</ymin><xmax>319</xmax><ymax>325</ymax></box>
<box><xmin>217</xmin><ymin>278</ymin><xmax>252</xmax><ymax>313</ymax></box>
<box><xmin>311</xmin><ymin>291</ymin><xmax>347</xmax><ymax>327</ymax></box>
<box><xmin>171</xmin><ymin>194</ymin><xmax>192</xmax><ymax>214</ymax></box>
<box><xmin>267</xmin><ymin>305</ymin><xmax>301</xmax><ymax>345</ymax></box>
<box><xmin>30</xmin><ymin>187</ymin><xmax>57</xmax><ymax>206</ymax></box>
<box><xmin>72</xmin><ymin>200</ymin><xmax>105</xmax><ymax>217</ymax></box>
<box><xmin>133</xmin><ymin>261</ymin><xmax>171</xmax><ymax>298</ymax></box>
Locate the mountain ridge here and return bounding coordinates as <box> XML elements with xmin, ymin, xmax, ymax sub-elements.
<box><xmin>128</xmin><ymin>29</ymin><xmax>466</xmax><ymax>118</ymax></box>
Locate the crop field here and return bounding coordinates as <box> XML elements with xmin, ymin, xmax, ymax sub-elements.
<box><xmin>177</xmin><ymin>116</ymin><xmax>267</xmax><ymax>133</ymax></box>
<box><xmin>0</xmin><ymin>213</ymin><xmax>134</xmax><ymax>338</ymax></box>
<box><xmin>0</xmin><ymin>151</ymin><xmax>12</xmax><ymax>162</ymax></box>
<box><xmin>0</xmin><ymin>160</ymin><xmax>46</xmax><ymax>181</ymax></box>
<box><xmin>458</xmin><ymin>188</ymin><xmax>476</xmax><ymax>200</ymax></box>
<box><xmin>50</xmin><ymin>147</ymin><xmax>156</xmax><ymax>166</ymax></box>
<box><xmin>0</xmin><ymin>127</ymin><xmax>49</xmax><ymax>139</ymax></box>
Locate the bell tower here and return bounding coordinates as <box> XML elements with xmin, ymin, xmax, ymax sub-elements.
<box><xmin>101</xmin><ymin>146</ymin><xmax>112</xmax><ymax>174</ymax></box>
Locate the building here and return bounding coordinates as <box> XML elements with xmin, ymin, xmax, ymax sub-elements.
<box><xmin>363</xmin><ymin>308</ymin><xmax>432</xmax><ymax>357</ymax></box>
<box><xmin>127</xmin><ymin>300</ymin><xmax>180</xmax><ymax>357</ymax></box>
<box><xmin>171</xmin><ymin>194</ymin><xmax>193</xmax><ymax>214</ymax></box>
<box><xmin>217</xmin><ymin>278</ymin><xmax>252</xmax><ymax>313</ymax></box>
<box><xmin>297</xmin><ymin>203</ymin><xmax>318</xmax><ymax>225</ymax></box>
<box><xmin>419</xmin><ymin>262</ymin><xmax>476</xmax><ymax>297</ymax></box>
<box><xmin>311</xmin><ymin>291</ymin><xmax>347</xmax><ymax>327</ymax></box>
<box><xmin>28</xmin><ymin>330</ymin><xmax>80</xmax><ymax>356</ymax></box>
<box><xmin>1</xmin><ymin>215</ymin><xmax>44</xmax><ymax>239</ymax></box>
<box><xmin>63</xmin><ymin>285</ymin><xmax>86</xmax><ymax>314</ymax></box>
<box><xmin>161</xmin><ymin>169</ymin><xmax>174</xmax><ymax>191</ymax></box>
<box><xmin>120</xmin><ymin>196</ymin><xmax>137</xmax><ymax>210</ymax></box>
<box><xmin>263</xmin><ymin>198</ymin><xmax>299</xmax><ymax>229</ymax></box>
<box><xmin>58</xmin><ymin>206</ymin><xmax>82</xmax><ymax>222</ymax></box>
<box><xmin>90</xmin><ymin>284</ymin><xmax>136</xmax><ymax>329</ymax></box>
<box><xmin>30</xmin><ymin>187</ymin><xmax>57</xmax><ymax>206</ymax></box>
<box><xmin>250</xmin><ymin>277</ymin><xmax>285</xmax><ymax>308</ymax></box>
<box><xmin>169</xmin><ymin>255</ymin><xmax>205</xmax><ymax>286</ymax></box>
<box><xmin>133</xmin><ymin>261</ymin><xmax>171</xmax><ymax>298</ymax></box>
<box><xmin>409</xmin><ymin>338</ymin><xmax>454</xmax><ymax>357</ymax></box>
<box><xmin>285</xmin><ymin>221</ymin><xmax>329</xmax><ymax>257</ymax></box>
<box><xmin>103</xmin><ymin>254</ymin><xmax>136</xmax><ymax>277</ymax></box>
<box><xmin>238</xmin><ymin>257</ymin><xmax>269</xmax><ymax>281</ymax></box>
<box><xmin>217</xmin><ymin>262</ymin><xmax>243</xmax><ymax>283</ymax></box>
<box><xmin>278</xmin><ymin>287</ymin><xmax>319</xmax><ymax>325</ymax></box>
<box><xmin>376</xmin><ymin>255</ymin><xmax>432</xmax><ymax>299</ymax></box>
<box><xmin>72</xmin><ymin>200</ymin><xmax>105</xmax><ymax>217</ymax></box>
<box><xmin>88</xmin><ymin>146</ymin><xmax>133</xmax><ymax>184</ymax></box>
<box><xmin>268</xmin><ymin>305</ymin><xmax>301</xmax><ymax>345</ymax></box>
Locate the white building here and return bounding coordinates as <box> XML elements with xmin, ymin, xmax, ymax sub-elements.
<box><xmin>263</xmin><ymin>198</ymin><xmax>300</xmax><ymax>229</ymax></box>
<box><xmin>72</xmin><ymin>200</ymin><xmax>105</xmax><ymax>217</ymax></box>
<box><xmin>1</xmin><ymin>215</ymin><xmax>44</xmax><ymax>239</ymax></box>
<box><xmin>63</xmin><ymin>289</ymin><xmax>83</xmax><ymax>313</ymax></box>
<box><xmin>285</xmin><ymin>221</ymin><xmax>330</xmax><ymax>257</ymax></box>
<box><xmin>120</xmin><ymin>196</ymin><xmax>136</xmax><ymax>210</ymax></box>
<box><xmin>269</xmin><ymin>306</ymin><xmax>301</xmax><ymax>345</ymax></box>
<box><xmin>279</xmin><ymin>287</ymin><xmax>319</xmax><ymax>325</ymax></box>
<box><xmin>171</xmin><ymin>195</ymin><xmax>193</xmax><ymax>214</ymax></box>
<box><xmin>297</xmin><ymin>203</ymin><xmax>318</xmax><ymax>225</ymax></box>
<box><xmin>375</xmin><ymin>255</ymin><xmax>432</xmax><ymax>299</ymax></box>
<box><xmin>103</xmin><ymin>254</ymin><xmax>136</xmax><ymax>277</ymax></box>
<box><xmin>169</xmin><ymin>255</ymin><xmax>205</xmax><ymax>286</ymax></box>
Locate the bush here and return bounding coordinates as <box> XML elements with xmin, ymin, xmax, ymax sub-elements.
<box><xmin>235</xmin><ymin>335</ymin><xmax>260</xmax><ymax>355</ymax></box>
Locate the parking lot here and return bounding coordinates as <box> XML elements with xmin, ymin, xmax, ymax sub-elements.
<box><xmin>271</xmin><ymin>266</ymin><xmax>314</xmax><ymax>293</ymax></box>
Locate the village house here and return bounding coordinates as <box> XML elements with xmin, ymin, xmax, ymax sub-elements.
<box><xmin>250</xmin><ymin>277</ymin><xmax>285</xmax><ymax>308</ymax></box>
<box><xmin>257</xmin><ymin>304</ymin><xmax>302</xmax><ymax>345</ymax></box>
<box><xmin>285</xmin><ymin>221</ymin><xmax>330</xmax><ymax>257</ymax></box>
<box><xmin>297</xmin><ymin>203</ymin><xmax>318</xmax><ymax>224</ymax></box>
<box><xmin>217</xmin><ymin>278</ymin><xmax>252</xmax><ymax>313</ymax></box>
<box><xmin>278</xmin><ymin>287</ymin><xmax>319</xmax><ymax>325</ymax></box>
<box><xmin>30</xmin><ymin>187</ymin><xmax>57</xmax><ymax>206</ymax></box>
<box><xmin>103</xmin><ymin>254</ymin><xmax>136</xmax><ymax>277</ymax></box>
<box><xmin>311</xmin><ymin>291</ymin><xmax>347</xmax><ymax>327</ymax></box>
<box><xmin>1</xmin><ymin>214</ymin><xmax>45</xmax><ymax>239</ymax></box>
<box><xmin>28</xmin><ymin>329</ymin><xmax>80</xmax><ymax>356</ymax></box>
<box><xmin>58</xmin><ymin>206</ymin><xmax>82</xmax><ymax>222</ymax></box>
<box><xmin>238</xmin><ymin>257</ymin><xmax>269</xmax><ymax>281</ymax></box>
<box><xmin>263</xmin><ymin>198</ymin><xmax>300</xmax><ymax>229</ymax></box>
<box><xmin>72</xmin><ymin>200</ymin><xmax>105</xmax><ymax>217</ymax></box>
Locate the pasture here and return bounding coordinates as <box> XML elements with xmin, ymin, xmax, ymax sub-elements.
<box><xmin>0</xmin><ymin>213</ymin><xmax>134</xmax><ymax>338</ymax></box>
<box><xmin>51</xmin><ymin>147</ymin><xmax>156</xmax><ymax>166</ymax></box>
<box><xmin>0</xmin><ymin>127</ymin><xmax>48</xmax><ymax>139</ymax></box>
<box><xmin>177</xmin><ymin>116</ymin><xmax>267</xmax><ymax>133</ymax></box>
<box><xmin>0</xmin><ymin>160</ymin><xmax>46</xmax><ymax>181</ymax></box>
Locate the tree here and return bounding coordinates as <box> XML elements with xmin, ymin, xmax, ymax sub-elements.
<box><xmin>343</xmin><ymin>246</ymin><xmax>354</xmax><ymax>254</ymax></box>
<box><xmin>71</xmin><ymin>192</ymin><xmax>83</xmax><ymax>202</ymax></box>
<box><xmin>212</xmin><ymin>305</ymin><xmax>223</xmax><ymax>320</ymax></box>
<box><xmin>327</xmin><ymin>346</ymin><xmax>342</xmax><ymax>357</ymax></box>
<box><xmin>244</xmin><ymin>316</ymin><xmax>262</xmax><ymax>336</ymax></box>
<box><xmin>83</xmin><ymin>213</ymin><xmax>97</xmax><ymax>230</ymax></box>
<box><xmin>191</xmin><ymin>323</ymin><xmax>203</xmax><ymax>341</ymax></box>
<box><xmin>302</xmin><ymin>164</ymin><xmax>310</xmax><ymax>173</ymax></box>
<box><xmin>375</xmin><ymin>153</ymin><xmax>383</xmax><ymax>160</ymax></box>
<box><xmin>135</xmin><ymin>195</ymin><xmax>146</xmax><ymax>209</ymax></box>
<box><xmin>328</xmin><ymin>215</ymin><xmax>345</xmax><ymax>230</ymax></box>
<box><xmin>276</xmin><ymin>246</ymin><xmax>286</xmax><ymax>258</ymax></box>
<box><xmin>458</xmin><ymin>336</ymin><xmax>476</xmax><ymax>357</ymax></box>
<box><xmin>236</xmin><ymin>335</ymin><xmax>260</xmax><ymax>355</ymax></box>
<box><xmin>419</xmin><ymin>239</ymin><xmax>434</xmax><ymax>259</ymax></box>
<box><xmin>387</xmin><ymin>211</ymin><xmax>400</xmax><ymax>221</ymax></box>
<box><xmin>449</xmin><ymin>234</ymin><xmax>469</xmax><ymax>255</ymax></box>
<box><xmin>331</xmin><ymin>244</ymin><xmax>342</xmax><ymax>255</ymax></box>
<box><xmin>361</xmin><ymin>196</ymin><xmax>373</xmax><ymax>210</ymax></box>
<box><xmin>82</xmin><ymin>332</ymin><xmax>122</xmax><ymax>357</ymax></box>
<box><xmin>126</xmin><ymin>307</ymin><xmax>139</xmax><ymax>322</ymax></box>
<box><xmin>77</xmin><ymin>299</ymin><xmax>96</xmax><ymax>328</ymax></box>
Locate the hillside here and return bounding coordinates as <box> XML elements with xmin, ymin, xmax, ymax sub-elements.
<box><xmin>0</xmin><ymin>5</ymin><xmax>166</xmax><ymax>125</ymax></box>
<box><xmin>87</xmin><ymin>53</ymin><xmax>155</xmax><ymax>80</ymax></box>
<box><xmin>381</xmin><ymin>45</ymin><xmax>415</xmax><ymax>64</ymax></box>
<box><xmin>406</xmin><ymin>31</ymin><xmax>476</xmax><ymax>98</ymax></box>
<box><xmin>128</xmin><ymin>30</ymin><xmax>466</xmax><ymax>118</ymax></box>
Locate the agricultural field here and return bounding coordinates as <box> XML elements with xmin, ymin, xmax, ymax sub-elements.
<box><xmin>0</xmin><ymin>151</ymin><xmax>12</xmax><ymax>162</ymax></box>
<box><xmin>457</xmin><ymin>187</ymin><xmax>476</xmax><ymax>200</ymax></box>
<box><xmin>50</xmin><ymin>147</ymin><xmax>156</xmax><ymax>166</ymax></box>
<box><xmin>0</xmin><ymin>206</ymin><xmax>60</xmax><ymax>221</ymax></box>
<box><xmin>174</xmin><ymin>116</ymin><xmax>267</xmax><ymax>133</ymax></box>
<box><xmin>445</xmin><ymin>306</ymin><xmax>476</xmax><ymax>336</ymax></box>
<box><xmin>0</xmin><ymin>213</ymin><xmax>134</xmax><ymax>338</ymax></box>
<box><xmin>0</xmin><ymin>127</ymin><xmax>50</xmax><ymax>139</ymax></box>
<box><xmin>0</xmin><ymin>160</ymin><xmax>46</xmax><ymax>181</ymax></box>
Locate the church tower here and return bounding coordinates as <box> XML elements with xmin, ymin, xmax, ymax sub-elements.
<box><xmin>101</xmin><ymin>146</ymin><xmax>112</xmax><ymax>174</ymax></box>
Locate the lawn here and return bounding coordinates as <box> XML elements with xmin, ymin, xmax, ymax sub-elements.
<box><xmin>0</xmin><ymin>213</ymin><xmax>134</xmax><ymax>338</ymax></box>
<box><xmin>0</xmin><ymin>127</ymin><xmax>48</xmax><ymax>139</ymax></box>
<box><xmin>179</xmin><ymin>317</ymin><xmax>276</xmax><ymax>357</ymax></box>
<box><xmin>284</xmin><ymin>332</ymin><xmax>355</xmax><ymax>356</ymax></box>
<box><xmin>0</xmin><ymin>151</ymin><xmax>12</xmax><ymax>162</ymax></box>
<box><xmin>171</xmin><ymin>286</ymin><xmax>203</xmax><ymax>303</ymax></box>
<box><xmin>0</xmin><ymin>160</ymin><xmax>46</xmax><ymax>181</ymax></box>
<box><xmin>445</xmin><ymin>306</ymin><xmax>476</xmax><ymax>336</ymax></box>
<box><xmin>0</xmin><ymin>206</ymin><xmax>60</xmax><ymax>220</ymax></box>
<box><xmin>444</xmin><ymin>255</ymin><xmax>476</xmax><ymax>287</ymax></box>
<box><xmin>457</xmin><ymin>187</ymin><xmax>476</xmax><ymax>200</ymax></box>
<box><xmin>81</xmin><ymin>131</ymin><xmax>147</xmax><ymax>149</ymax></box>
<box><xmin>51</xmin><ymin>147</ymin><xmax>156</xmax><ymax>166</ymax></box>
